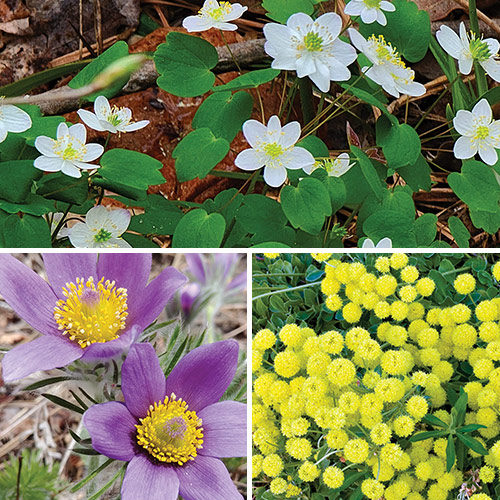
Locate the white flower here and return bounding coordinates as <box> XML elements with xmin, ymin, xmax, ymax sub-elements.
<box><xmin>453</xmin><ymin>98</ymin><xmax>500</xmax><ymax>166</ymax></box>
<box><xmin>0</xmin><ymin>100</ymin><xmax>32</xmax><ymax>143</ymax></box>
<box><xmin>264</xmin><ymin>12</ymin><xmax>357</xmax><ymax>93</ymax></box>
<box><xmin>362</xmin><ymin>237</ymin><xmax>392</xmax><ymax>248</ymax></box>
<box><xmin>344</xmin><ymin>0</ymin><xmax>396</xmax><ymax>26</ymax></box>
<box><xmin>34</xmin><ymin>123</ymin><xmax>104</xmax><ymax>178</ymax></box>
<box><xmin>182</xmin><ymin>0</ymin><xmax>247</xmax><ymax>32</ymax></box>
<box><xmin>235</xmin><ymin>115</ymin><xmax>315</xmax><ymax>187</ymax></box>
<box><xmin>312</xmin><ymin>153</ymin><xmax>354</xmax><ymax>177</ymax></box>
<box><xmin>68</xmin><ymin>205</ymin><xmax>131</xmax><ymax>248</ymax></box>
<box><xmin>77</xmin><ymin>95</ymin><xmax>149</xmax><ymax>134</ymax></box>
<box><xmin>349</xmin><ymin>29</ymin><xmax>426</xmax><ymax>98</ymax></box>
<box><xmin>436</xmin><ymin>22</ymin><xmax>500</xmax><ymax>82</ymax></box>
<box><xmin>46</xmin><ymin>212</ymin><xmax>70</xmax><ymax>239</ymax></box>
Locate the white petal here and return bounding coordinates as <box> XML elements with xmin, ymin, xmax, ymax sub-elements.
<box><xmin>0</xmin><ymin>123</ymin><xmax>7</xmax><ymax>143</ymax></box>
<box><xmin>281</xmin><ymin>146</ymin><xmax>315</xmax><ymax>170</ymax></box>
<box><xmin>34</xmin><ymin>156</ymin><xmax>63</xmax><ymax>172</ymax></box>
<box><xmin>94</xmin><ymin>95</ymin><xmax>111</xmax><ymax>120</ymax></box>
<box><xmin>235</xmin><ymin>148</ymin><xmax>265</xmax><ymax>171</ymax></box>
<box><xmin>224</xmin><ymin>4</ymin><xmax>247</xmax><ymax>21</ymax></box>
<box><xmin>459</xmin><ymin>22</ymin><xmax>469</xmax><ymax>47</ymax></box>
<box><xmin>270</xmin><ymin>56</ymin><xmax>297</xmax><ymax>71</ymax></box>
<box><xmin>72</xmin><ymin>160</ymin><xmax>101</xmax><ymax>171</ymax></box>
<box><xmin>56</xmin><ymin>122</ymin><xmax>69</xmax><ymax>139</ymax></box>
<box><xmin>263</xmin><ymin>166</ymin><xmax>287</xmax><ymax>187</ymax></box>
<box><xmin>485</xmin><ymin>38</ymin><xmax>500</xmax><ymax>55</ymax></box>
<box><xmin>123</xmin><ymin>120</ymin><xmax>150</xmax><ymax>132</ymax></box>
<box><xmin>68</xmin><ymin>222</ymin><xmax>94</xmax><ymax>248</ymax></box>
<box><xmin>398</xmin><ymin>81</ymin><xmax>426</xmax><ymax>97</ymax></box>
<box><xmin>436</xmin><ymin>25</ymin><xmax>462</xmax><ymax>59</ymax></box>
<box><xmin>472</xmin><ymin>98</ymin><xmax>492</xmax><ymax>122</ymax></box>
<box><xmin>376</xmin><ymin>10</ymin><xmax>388</xmax><ymax>26</ymax></box>
<box><xmin>376</xmin><ymin>237</ymin><xmax>393</xmax><ymax>248</ymax></box>
<box><xmin>69</xmin><ymin>123</ymin><xmax>86</xmax><ymax>143</ymax></box>
<box><xmin>61</xmin><ymin>160</ymin><xmax>83</xmax><ymax>178</ymax></box>
<box><xmin>82</xmin><ymin>143</ymin><xmax>104</xmax><ymax>162</ymax></box>
<box><xmin>86</xmin><ymin>205</ymin><xmax>108</xmax><ymax>229</ymax></box>
<box><xmin>242</xmin><ymin>119</ymin><xmax>267</xmax><ymax>148</ymax></box>
<box><xmin>458</xmin><ymin>52</ymin><xmax>473</xmax><ymax>75</ymax></box>
<box><xmin>454</xmin><ymin>135</ymin><xmax>476</xmax><ymax>160</ymax></box>
<box><xmin>34</xmin><ymin>136</ymin><xmax>57</xmax><ymax>156</ymax></box>
<box><xmin>453</xmin><ymin>110</ymin><xmax>475</xmax><ymax>136</ymax></box>
<box><xmin>315</xmin><ymin>12</ymin><xmax>342</xmax><ymax>39</ymax></box>
<box><xmin>482</xmin><ymin>59</ymin><xmax>500</xmax><ymax>83</ymax></box>
<box><xmin>183</xmin><ymin>16</ymin><xmax>212</xmax><ymax>32</ymax></box>
<box><xmin>309</xmin><ymin>66</ymin><xmax>331</xmax><ymax>93</ymax></box>
<box><xmin>263</xmin><ymin>23</ymin><xmax>293</xmax><ymax>58</ymax></box>
<box><xmin>217</xmin><ymin>22</ymin><xmax>238</xmax><ymax>31</ymax></box>
<box><xmin>281</xmin><ymin>121</ymin><xmax>301</xmax><ymax>149</ymax></box>
<box><xmin>361</xmin><ymin>8</ymin><xmax>378</xmax><ymax>24</ymax></box>
<box><xmin>380</xmin><ymin>1</ymin><xmax>396</xmax><ymax>12</ymax></box>
<box><xmin>348</xmin><ymin>29</ymin><xmax>367</xmax><ymax>53</ymax></box>
<box><xmin>106</xmin><ymin>237</ymin><xmax>132</xmax><ymax>248</ymax></box>
<box><xmin>267</xmin><ymin>115</ymin><xmax>282</xmax><ymax>135</ymax></box>
<box><xmin>344</xmin><ymin>1</ymin><xmax>364</xmax><ymax>16</ymax></box>
<box><xmin>106</xmin><ymin>209</ymin><xmax>131</xmax><ymax>236</ymax></box>
<box><xmin>287</xmin><ymin>12</ymin><xmax>314</xmax><ymax>31</ymax></box>
<box><xmin>479</xmin><ymin>144</ymin><xmax>498</xmax><ymax>166</ymax></box>
<box><xmin>330</xmin><ymin>39</ymin><xmax>358</xmax><ymax>66</ymax></box>
<box><xmin>295</xmin><ymin>54</ymin><xmax>317</xmax><ymax>78</ymax></box>
<box><xmin>77</xmin><ymin>109</ymin><xmax>107</xmax><ymax>131</ymax></box>
<box><xmin>361</xmin><ymin>238</ymin><xmax>375</xmax><ymax>248</ymax></box>
<box><xmin>1</xmin><ymin>105</ymin><xmax>32</xmax><ymax>133</ymax></box>
<box><xmin>327</xmin><ymin>58</ymin><xmax>352</xmax><ymax>82</ymax></box>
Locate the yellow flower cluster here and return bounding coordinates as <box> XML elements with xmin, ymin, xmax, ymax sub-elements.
<box><xmin>253</xmin><ymin>255</ymin><xmax>500</xmax><ymax>499</ymax></box>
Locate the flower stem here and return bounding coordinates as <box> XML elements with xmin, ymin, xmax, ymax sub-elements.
<box><xmin>468</xmin><ymin>0</ymin><xmax>489</xmax><ymax>96</ymax></box>
<box><xmin>252</xmin><ymin>281</ymin><xmax>321</xmax><ymax>301</ymax></box>
<box><xmin>299</xmin><ymin>77</ymin><xmax>316</xmax><ymax>127</ymax></box>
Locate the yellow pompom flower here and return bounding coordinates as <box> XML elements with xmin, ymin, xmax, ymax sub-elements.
<box><xmin>311</xmin><ymin>253</ymin><xmax>332</xmax><ymax>262</ymax></box>
<box><xmin>327</xmin><ymin>358</ymin><xmax>356</xmax><ymax>387</ymax></box>
<box><xmin>262</xmin><ymin>454</ymin><xmax>284</xmax><ymax>477</ymax></box>
<box><xmin>416</xmin><ymin>277</ymin><xmax>435</xmax><ymax>296</ymax></box>
<box><xmin>253</xmin><ymin>328</ymin><xmax>276</xmax><ymax>350</ymax></box>
<box><xmin>452</xmin><ymin>324</ymin><xmax>477</xmax><ymax>348</ymax></box>
<box><xmin>326</xmin><ymin>294</ymin><xmax>343</xmax><ymax>311</ymax></box>
<box><xmin>326</xmin><ymin>429</ymin><xmax>349</xmax><ymax>449</ymax></box>
<box><xmin>469</xmin><ymin>495</ymin><xmax>492</xmax><ymax>500</ymax></box>
<box><xmin>343</xmin><ymin>302</ymin><xmax>363</xmax><ymax>323</ymax></box>
<box><xmin>345</xmin><ymin>327</ymin><xmax>371</xmax><ymax>350</ymax></box>
<box><xmin>401</xmin><ymin>265</ymin><xmax>419</xmax><ymax>283</ymax></box>
<box><xmin>406</xmin><ymin>396</ymin><xmax>428</xmax><ymax>420</ymax></box>
<box><xmin>479</xmin><ymin>321</ymin><xmax>500</xmax><ymax>342</ymax></box>
<box><xmin>381</xmin><ymin>350</ymin><xmax>413</xmax><ymax>375</ymax></box>
<box><xmin>375</xmin><ymin>378</ymin><xmax>405</xmax><ymax>403</ymax></box>
<box><xmin>343</xmin><ymin>438</ymin><xmax>369</xmax><ymax>463</ymax></box>
<box><xmin>320</xmin><ymin>330</ymin><xmax>344</xmax><ymax>354</ymax></box>
<box><xmin>417</xmin><ymin>327</ymin><xmax>439</xmax><ymax>348</ymax></box>
<box><xmin>476</xmin><ymin>300</ymin><xmax>498</xmax><ymax>322</ymax></box>
<box><xmin>393</xmin><ymin>415</ymin><xmax>415</xmax><ymax>437</ymax></box>
<box><xmin>274</xmin><ymin>350</ymin><xmax>301</xmax><ymax>378</ymax></box>
<box><xmin>286</xmin><ymin>438</ymin><xmax>312</xmax><ymax>460</ymax></box>
<box><xmin>279</xmin><ymin>324</ymin><xmax>303</xmax><ymax>347</ymax></box>
<box><xmin>298</xmin><ymin>461</ymin><xmax>320</xmax><ymax>482</ymax></box>
<box><xmin>285</xmin><ymin>484</ymin><xmax>301</xmax><ymax>498</ymax></box>
<box><xmin>399</xmin><ymin>285</ymin><xmax>417</xmax><ymax>303</ymax></box>
<box><xmin>306</xmin><ymin>351</ymin><xmax>331</xmax><ymax>377</ymax></box>
<box><xmin>450</xmin><ymin>303</ymin><xmax>471</xmax><ymax>323</ymax></box>
<box><xmin>454</xmin><ymin>273</ymin><xmax>476</xmax><ymax>294</ymax></box>
<box><xmin>493</xmin><ymin>261</ymin><xmax>500</xmax><ymax>281</ymax></box>
<box><xmin>390</xmin><ymin>253</ymin><xmax>409</xmax><ymax>269</ymax></box>
<box><xmin>391</xmin><ymin>301</ymin><xmax>409</xmax><ymax>321</ymax></box>
<box><xmin>362</xmin><ymin>479</ymin><xmax>385</xmax><ymax>499</ymax></box>
<box><xmin>270</xmin><ymin>477</ymin><xmax>287</xmax><ymax>495</ymax></box>
<box><xmin>252</xmin><ymin>454</ymin><xmax>263</xmax><ymax>477</ymax></box>
<box><xmin>339</xmin><ymin>391</ymin><xmax>360</xmax><ymax>414</ymax></box>
<box><xmin>321</xmin><ymin>277</ymin><xmax>341</xmax><ymax>295</ymax></box>
<box><xmin>374</xmin><ymin>300</ymin><xmax>391</xmax><ymax>319</ymax></box>
<box><xmin>370</xmin><ymin>422</ymin><xmax>392</xmax><ymax>445</ymax></box>
<box><xmin>376</xmin><ymin>275</ymin><xmax>398</xmax><ymax>297</ymax></box>
<box><xmin>263</xmin><ymin>253</ymin><xmax>279</xmax><ymax>258</ymax></box>
<box><xmin>322</xmin><ymin>466</ymin><xmax>344</xmax><ymax>488</ymax></box>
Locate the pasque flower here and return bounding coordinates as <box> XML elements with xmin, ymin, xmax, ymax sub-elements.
<box><xmin>0</xmin><ymin>100</ymin><xmax>32</xmax><ymax>142</ymax></box>
<box><xmin>235</xmin><ymin>115</ymin><xmax>315</xmax><ymax>187</ymax></box>
<box><xmin>436</xmin><ymin>22</ymin><xmax>500</xmax><ymax>82</ymax></box>
<box><xmin>344</xmin><ymin>0</ymin><xmax>396</xmax><ymax>26</ymax></box>
<box><xmin>182</xmin><ymin>0</ymin><xmax>247</xmax><ymax>32</ymax></box>
<box><xmin>348</xmin><ymin>29</ymin><xmax>426</xmax><ymax>98</ymax></box>
<box><xmin>34</xmin><ymin>122</ymin><xmax>104</xmax><ymax>178</ymax></box>
<box><xmin>264</xmin><ymin>12</ymin><xmax>357</xmax><ymax>92</ymax></box>
<box><xmin>83</xmin><ymin>341</ymin><xmax>246</xmax><ymax>500</ymax></box>
<box><xmin>453</xmin><ymin>98</ymin><xmax>500</xmax><ymax>165</ymax></box>
<box><xmin>68</xmin><ymin>205</ymin><xmax>131</xmax><ymax>248</ymax></box>
<box><xmin>0</xmin><ymin>254</ymin><xmax>186</xmax><ymax>381</ymax></box>
<box><xmin>77</xmin><ymin>95</ymin><xmax>149</xmax><ymax>134</ymax></box>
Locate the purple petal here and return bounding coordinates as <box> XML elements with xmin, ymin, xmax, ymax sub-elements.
<box><xmin>177</xmin><ymin>456</ymin><xmax>243</xmax><ymax>500</ymax></box>
<box><xmin>214</xmin><ymin>254</ymin><xmax>238</xmax><ymax>281</ymax></box>
<box><xmin>80</xmin><ymin>325</ymin><xmax>141</xmax><ymax>361</ymax></box>
<box><xmin>199</xmin><ymin>401</ymin><xmax>247</xmax><ymax>458</ymax></box>
<box><xmin>126</xmin><ymin>267</ymin><xmax>187</xmax><ymax>331</ymax></box>
<box><xmin>121</xmin><ymin>455</ymin><xmax>179</xmax><ymax>500</ymax></box>
<box><xmin>185</xmin><ymin>254</ymin><xmax>206</xmax><ymax>283</ymax></box>
<box><xmin>165</xmin><ymin>340</ymin><xmax>239</xmax><ymax>413</ymax></box>
<box><xmin>96</xmin><ymin>253</ymin><xmax>151</xmax><ymax>293</ymax></box>
<box><xmin>42</xmin><ymin>254</ymin><xmax>97</xmax><ymax>299</ymax></box>
<box><xmin>121</xmin><ymin>343</ymin><xmax>166</xmax><ymax>418</ymax></box>
<box><xmin>0</xmin><ymin>255</ymin><xmax>61</xmax><ymax>336</ymax></box>
<box><xmin>2</xmin><ymin>335</ymin><xmax>82</xmax><ymax>381</ymax></box>
<box><xmin>181</xmin><ymin>283</ymin><xmax>201</xmax><ymax>316</ymax></box>
<box><xmin>227</xmin><ymin>270</ymin><xmax>247</xmax><ymax>291</ymax></box>
<box><xmin>83</xmin><ymin>402</ymin><xmax>136</xmax><ymax>461</ymax></box>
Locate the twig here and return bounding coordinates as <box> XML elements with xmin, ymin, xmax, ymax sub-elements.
<box><xmin>450</xmin><ymin>0</ymin><xmax>500</xmax><ymax>36</ymax></box>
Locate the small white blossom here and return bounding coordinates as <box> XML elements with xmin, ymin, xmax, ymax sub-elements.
<box><xmin>34</xmin><ymin>123</ymin><xmax>104</xmax><ymax>178</ymax></box>
<box><xmin>235</xmin><ymin>115</ymin><xmax>315</xmax><ymax>188</ymax></box>
<box><xmin>453</xmin><ymin>98</ymin><xmax>500</xmax><ymax>166</ymax></box>
<box><xmin>183</xmin><ymin>0</ymin><xmax>247</xmax><ymax>32</ymax></box>
<box><xmin>264</xmin><ymin>12</ymin><xmax>357</xmax><ymax>93</ymax></box>
<box><xmin>344</xmin><ymin>0</ymin><xmax>396</xmax><ymax>26</ymax></box>
<box><xmin>77</xmin><ymin>95</ymin><xmax>149</xmax><ymax>134</ymax></box>
<box><xmin>68</xmin><ymin>205</ymin><xmax>131</xmax><ymax>248</ymax></box>
<box><xmin>436</xmin><ymin>22</ymin><xmax>500</xmax><ymax>82</ymax></box>
<box><xmin>349</xmin><ymin>29</ymin><xmax>426</xmax><ymax>98</ymax></box>
<box><xmin>312</xmin><ymin>153</ymin><xmax>354</xmax><ymax>177</ymax></box>
<box><xmin>0</xmin><ymin>99</ymin><xmax>32</xmax><ymax>143</ymax></box>
<box><xmin>362</xmin><ymin>237</ymin><xmax>392</xmax><ymax>248</ymax></box>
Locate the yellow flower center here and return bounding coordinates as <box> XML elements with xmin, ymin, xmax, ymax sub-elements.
<box><xmin>364</xmin><ymin>0</ymin><xmax>382</xmax><ymax>7</ymax></box>
<box><xmin>469</xmin><ymin>34</ymin><xmax>492</xmax><ymax>62</ymax></box>
<box><xmin>303</xmin><ymin>32</ymin><xmax>324</xmax><ymax>52</ymax></box>
<box><xmin>94</xmin><ymin>228</ymin><xmax>112</xmax><ymax>243</ymax></box>
<box><xmin>370</xmin><ymin>35</ymin><xmax>406</xmax><ymax>68</ymax></box>
<box><xmin>53</xmin><ymin>277</ymin><xmax>128</xmax><ymax>348</ymax></box>
<box><xmin>201</xmin><ymin>1</ymin><xmax>232</xmax><ymax>20</ymax></box>
<box><xmin>476</xmin><ymin>125</ymin><xmax>490</xmax><ymax>140</ymax></box>
<box><xmin>264</xmin><ymin>142</ymin><xmax>284</xmax><ymax>158</ymax></box>
<box><xmin>54</xmin><ymin>136</ymin><xmax>86</xmax><ymax>161</ymax></box>
<box><xmin>136</xmin><ymin>394</ymin><xmax>204</xmax><ymax>465</ymax></box>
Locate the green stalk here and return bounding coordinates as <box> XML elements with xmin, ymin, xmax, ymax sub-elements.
<box><xmin>469</xmin><ymin>0</ymin><xmax>488</xmax><ymax>96</ymax></box>
<box><xmin>298</xmin><ymin>77</ymin><xmax>316</xmax><ymax>127</ymax></box>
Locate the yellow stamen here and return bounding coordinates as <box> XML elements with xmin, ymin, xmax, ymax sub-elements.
<box><xmin>475</xmin><ymin>125</ymin><xmax>490</xmax><ymax>140</ymax></box>
<box><xmin>263</xmin><ymin>142</ymin><xmax>284</xmax><ymax>158</ymax></box>
<box><xmin>136</xmin><ymin>394</ymin><xmax>204</xmax><ymax>465</ymax></box>
<box><xmin>53</xmin><ymin>277</ymin><xmax>128</xmax><ymax>348</ymax></box>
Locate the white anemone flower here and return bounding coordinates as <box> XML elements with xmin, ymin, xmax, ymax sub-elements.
<box><xmin>34</xmin><ymin>123</ymin><xmax>104</xmax><ymax>178</ymax></box>
<box><xmin>68</xmin><ymin>205</ymin><xmax>132</xmax><ymax>248</ymax></box>
<box><xmin>362</xmin><ymin>237</ymin><xmax>393</xmax><ymax>248</ymax></box>
<box><xmin>0</xmin><ymin>100</ymin><xmax>32</xmax><ymax>142</ymax></box>
<box><xmin>348</xmin><ymin>29</ymin><xmax>426</xmax><ymax>98</ymax></box>
<box><xmin>436</xmin><ymin>22</ymin><xmax>500</xmax><ymax>82</ymax></box>
<box><xmin>77</xmin><ymin>95</ymin><xmax>149</xmax><ymax>134</ymax></box>
<box><xmin>182</xmin><ymin>0</ymin><xmax>247</xmax><ymax>32</ymax></box>
<box><xmin>344</xmin><ymin>0</ymin><xmax>396</xmax><ymax>26</ymax></box>
<box><xmin>312</xmin><ymin>153</ymin><xmax>354</xmax><ymax>177</ymax></box>
<box><xmin>235</xmin><ymin>115</ymin><xmax>315</xmax><ymax>188</ymax></box>
<box><xmin>264</xmin><ymin>12</ymin><xmax>357</xmax><ymax>93</ymax></box>
<box><xmin>453</xmin><ymin>98</ymin><xmax>500</xmax><ymax>166</ymax></box>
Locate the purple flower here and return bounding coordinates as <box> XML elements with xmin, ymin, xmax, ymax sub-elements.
<box><xmin>83</xmin><ymin>340</ymin><xmax>246</xmax><ymax>500</ymax></box>
<box><xmin>0</xmin><ymin>254</ymin><xmax>187</xmax><ymax>381</ymax></box>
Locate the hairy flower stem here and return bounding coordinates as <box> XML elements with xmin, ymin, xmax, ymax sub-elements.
<box><xmin>252</xmin><ymin>282</ymin><xmax>321</xmax><ymax>301</ymax></box>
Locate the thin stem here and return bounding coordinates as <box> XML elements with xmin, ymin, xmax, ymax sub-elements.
<box><xmin>299</xmin><ymin>77</ymin><xmax>316</xmax><ymax>126</ymax></box>
<box><xmin>16</xmin><ymin>455</ymin><xmax>22</xmax><ymax>500</ymax></box>
<box><xmin>252</xmin><ymin>282</ymin><xmax>321</xmax><ymax>301</ymax></box>
<box><xmin>469</xmin><ymin>0</ymin><xmax>488</xmax><ymax>96</ymax></box>
<box><xmin>51</xmin><ymin>204</ymin><xmax>73</xmax><ymax>243</ymax></box>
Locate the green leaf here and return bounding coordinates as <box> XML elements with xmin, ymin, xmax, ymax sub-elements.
<box><xmin>446</xmin><ymin>435</ymin><xmax>456</xmax><ymax>472</ymax></box>
<box><xmin>351</xmin><ymin>146</ymin><xmax>384</xmax><ymax>200</ymax></box>
<box><xmin>298</xmin><ymin>135</ymin><xmax>330</xmax><ymax>158</ymax></box>
<box><xmin>99</xmin><ymin>148</ymin><xmax>165</xmax><ymax>189</ymax></box>
<box><xmin>414</xmin><ymin>213</ymin><xmax>437</xmax><ymax>247</ymax></box>
<box><xmin>363</xmin><ymin>209</ymin><xmax>417</xmax><ymax>247</ymax></box>
<box><xmin>397</xmin><ymin>154</ymin><xmax>432</xmax><ymax>192</ymax></box>
<box><xmin>456</xmin><ymin>433</ymin><xmax>488</xmax><ymax>455</ymax></box>
<box><xmin>358</xmin><ymin>0</ymin><xmax>431</xmax><ymax>63</ymax></box>
<box><xmin>41</xmin><ymin>393</ymin><xmax>84</xmax><ymax>414</ymax></box>
<box><xmin>155</xmin><ymin>32</ymin><xmax>218</xmax><ymax>97</ymax></box>
<box><xmin>172</xmin><ymin>209</ymin><xmax>225</xmax><ymax>247</ymax></box>
<box><xmin>322</xmin><ymin>175</ymin><xmax>347</xmax><ymax>214</ymax></box>
<box><xmin>23</xmin><ymin>376</ymin><xmax>71</xmax><ymax>391</ymax></box>
<box><xmin>469</xmin><ymin>207</ymin><xmax>500</xmax><ymax>234</ymax></box>
<box><xmin>376</xmin><ymin>116</ymin><xmax>421</xmax><ymax>168</ymax></box>
<box><xmin>128</xmin><ymin>207</ymin><xmax>183</xmax><ymax>236</ymax></box>
<box><xmin>409</xmin><ymin>430</ymin><xmax>449</xmax><ymax>442</ymax></box>
<box><xmin>68</xmin><ymin>41</ymin><xmax>130</xmax><ymax>101</ymax></box>
<box><xmin>448</xmin><ymin>161</ymin><xmax>500</xmax><ymax>213</ymax></box>
<box><xmin>2</xmin><ymin>214</ymin><xmax>51</xmax><ymax>247</ymax></box>
<box><xmin>457</xmin><ymin>424</ymin><xmax>487</xmax><ymax>433</ymax></box>
<box><xmin>454</xmin><ymin>388</ymin><xmax>468</xmax><ymax>427</ymax></box>
<box><xmin>192</xmin><ymin>91</ymin><xmax>253</xmax><ymax>142</ymax></box>
<box><xmin>213</xmin><ymin>68</ymin><xmax>280</xmax><ymax>92</ymax></box>
<box><xmin>448</xmin><ymin>216</ymin><xmax>471</xmax><ymax>247</ymax></box>
<box><xmin>37</xmin><ymin>172</ymin><xmax>89</xmax><ymax>205</ymax></box>
<box><xmin>173</xmin><ymin>129</ymin><xmax>229</xmax><ymax>182</ymax></box>
<box><xmin>70</xmin><ymin>458</ymin><xmax>115</xmax><ymax>493</ymax></box>
<box><xmin>262</xmin><ymin>0</ymin><xmax>314</xmax><ymax>23</ymax></box>
<box><xmin>281</xmin><ymin>177</ymin><xmax>332</xmax><ymax>234</ymax></box>
<box><xmin>201</xmin><ymin>188</ymin><xmax>244</xmax><ymax>225</ymax></box>
<box><xmin>422</xmin><ymin>414</ymin><xmax>448</xmax><ymax>428</ymax></box>
<box><xmin>0</xmin><ymin>194</ymin><xmax>54</xmax><ymax>216</ymax></box>
<box><xmin>122</xmin><ymin>233</ymin><xmax>159</xmax><ymax>248</ymax></box>
<box><xmin>0</xmin><ymin>160</ymin><xmax>42</xmax><ymax>203</ymax></box>
<box><xmin>92</xmin><ymin>176</ymin><xmax>147</xmax><ymax>201</ymax></box>
<box><xmin>20</xmin><ymin>116</ymin><xmax>66</xmax><ymax>146</ymax></box>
